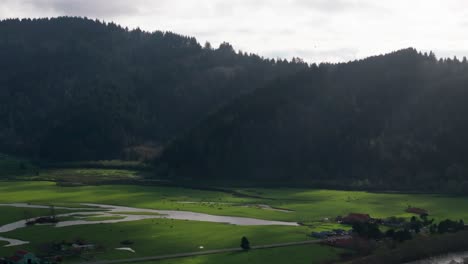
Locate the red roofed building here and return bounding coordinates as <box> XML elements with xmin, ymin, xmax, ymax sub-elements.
<box><xmin>7</xmin><ymin>250</ymin><xmax>41</xmax><ymax>264</ymax></box>
<box><xmin>405</xmin><ymin>207</ymin><xmax>428</xmax><ymax>215</ymax></box>
<box><xmin>341</xmin><ymin>213</ymin><xmax>371</xmax><ymax>224</ymax></box>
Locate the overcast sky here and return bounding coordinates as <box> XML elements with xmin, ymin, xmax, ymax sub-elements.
<box><xmin>2</xmin><ymin>0</ymin><xmax>468</xmax><ymax>63</ymax></box>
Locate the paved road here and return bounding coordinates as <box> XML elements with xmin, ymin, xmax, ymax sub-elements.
<box><xmin>83</xmin><ymin>239</ymin><xmax>333</xmax><ymax>264</ymax></box>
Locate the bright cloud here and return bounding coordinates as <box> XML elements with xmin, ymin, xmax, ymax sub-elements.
<box><xmin>1</xmin><ymin>0</ymin><xmax>468</xmax><ymax>63</ymax></box>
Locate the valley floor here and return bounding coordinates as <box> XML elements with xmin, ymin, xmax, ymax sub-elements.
<box><xmin>0</xmin><ymin>169</ymin><xmax>467</xmax><ymax>263</ymax></box>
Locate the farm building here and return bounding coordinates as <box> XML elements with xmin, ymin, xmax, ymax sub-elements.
<box><xmin>405</xmin><ymin>207</ymin><xmax>428</xmax><ymax>215</ymax></box>
<box><xmin>7</xmin><ymin>250</ymin><xmax>41</xmax><ymax>264</ymax></box>
<box><xmin>341</xmin><ymin>213</ymin><xmax>371</xmax><ymax>224</ymax></box>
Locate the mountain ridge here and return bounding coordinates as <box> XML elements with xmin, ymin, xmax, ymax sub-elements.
<box><xmin>157</xmin><ymin>48</ymin><xmax>468</xmax><ymax>193</ymax></box>
<box><xmin>2</xmin><ymin>17</ymin><xmax>468</xmax><ymax>193</ymax></box>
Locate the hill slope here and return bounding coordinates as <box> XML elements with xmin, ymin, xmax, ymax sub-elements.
<box><xmin>0</xmin><ymin>17</ymin><xmax>307</xmax><ymax>161</ymax></box>
<box><xmin>158</xmin><ymin>49</ymin><xmax>468</xmax><ymax>192</ymax></box>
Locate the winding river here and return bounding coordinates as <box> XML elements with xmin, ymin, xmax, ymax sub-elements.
<box><xmin>0</xmin><ymin>203</ymin><xmax>298</xmax><ymax>247</ymax></box>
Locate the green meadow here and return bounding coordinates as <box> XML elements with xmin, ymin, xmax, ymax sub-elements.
<box><xmin>0</xmin><ymin>154</ymin><xmax>37</xmax><ymax>178</ymax></box>
<box><xmin>134</xmin><ymin>244</ymin><xmax>347</xmax><ymax>264</ymax></box>
<box><xmin>1</xmin><ymin>181</ymin><xmax>467</xmax><ymax>223</ymax></box>
<box><xmin>14</xmin><ymin>168</ymin><xmax>145</xmax><ymax>184</ymax></box>
<box><xmin>0</xmin><ymin>218</ymin><xmax>313</xmax><ymax>259</ymax></box>
<box><xmin>0</xmin><ymin>207</ymin><xmax>73</xmax><ymax>226</ymax></box>
<box><xmin>0</xmin><ymin>173</ymin><xmax>467</xmax><ymax>263</ymax></box>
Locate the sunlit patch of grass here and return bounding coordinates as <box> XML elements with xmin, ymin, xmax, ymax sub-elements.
<box><xmin>0</xmin><ymin>218</ymin><xmax>314</xmax><ymax>260</ymax></box>
<box><xmin>1</xmin><ymin>181</ymin><xmax>467</xmax><ymax>224</ymax></box>
<box><xmin>0</xmin><ymin>206</ymin><xmax>72</xmax><ymax>226</ymax></box>
<box><xmin>37</xmin><ymin>168</ymin><xmax>144</xmax><ymax>183</ymax></box>
<box><xmin>0</xmin><ymin>181</ymin><xmax>466</xmax><ymax>263</ymax></box>
<box><xmin>139</xmin><ymin>244</ymin><xmax>348</xmax><ymax>264</ymax></box>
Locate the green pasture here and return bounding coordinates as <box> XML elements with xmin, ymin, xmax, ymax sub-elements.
<box><xmin>0</xmin><ymin>179</ymin><xmax>467</xmax><ymax>263</ymax></box>
<box><xmin>234</xmin><ymin>188</ymin><xmax>468</xmax><ymax>222</ymax></box>
<box><xmin>14</xmin><ymin>168</ymin><xmax>144</xmax><ymax>184</ymax></box>
<box><xmin>0</xmin><ymin>218</ymin><xmax>313</xmax><ymax>260</ymax></box>
<box><xmin>0</xmin><ymin>207</ymin><xmax>73</xmax><ymax>226</ymax></box>
<box><xmin>0</xmin><ymin>154</ymin><xmax>36</xmax><ymax>177</ymax></box>
<box><xmin>135</xmin><ymin>244</ymin><xmax>347</xmax><ymax>264</ymax></box>
<box><xmin>0</xmin><ymin>154</ymin><xmax>149</xmax><ymax>183</ymax></box>
<box><xmin>0</xmin><ymin>181</ymin><xmax>466</xmax><ymax>223</ymax></box>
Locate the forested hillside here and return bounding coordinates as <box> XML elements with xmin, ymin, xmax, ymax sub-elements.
<box><xmin>158</xmin><ymin>49</ymin><xmax>468</xmax><ymax>192</ymax></box>
<box><xmin>3</xmin><ymin>17</ymin><xmax>468</xmax><ymax>192</ymax></box>
<box><xmin>0</xmin><ymin>17</ymin><xmax>307</xmax><ymax>161</ymax></box>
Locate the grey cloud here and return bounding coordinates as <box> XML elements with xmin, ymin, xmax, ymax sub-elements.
<box><xmin>1</xmin><ymin>0</ymin><xmax>467</xmax><ymax>64</ymax></box>
<box><xmin>212</xmin><ymin>0</ymin><xmax>271</xmax><ymax>17</ymax></box>
<box><xmin>427</xmin><ymin>49</ymin><xmax>468</xmax><ymax>60</ymax></box>
<box><xmin>293</xmin><ymin>0</ymin><xmax>377</xmax><ymax>13</ymax></box>
<box><xmin>213</xmin><ymin>1</ymin><xmax>236</xmax><ymax>16</ymax></box>
<box><xmin>459</xmin><ymin>19</ymin><xmax>468</xmax><ymax>28</ymax></box>
<box><xmin>23</xmin><ymin>0</ymin><xmax>151</xmax><ymax>17</ymax></box>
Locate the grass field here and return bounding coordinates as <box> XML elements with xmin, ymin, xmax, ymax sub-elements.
<box><xmin>0</xmin><ymin>154</ymin><xmax>37</xmax><ymax>178</ymax></box>
<box><xmin>0</xmin><ymin>207</ymin><xmax>74</xmax><ymax>226</ymax></box>
<box><xmin>0</xmin><ymin>154</ymin><xmax>150</xmax><ymax>184</ymax></box>
<box><xmin>133</xmin><ymin>244</ymin><xmax>347</xmax><ymax>264</ymax></box>
<box><xmin>1</xmin><ymin>181</ymin><xmax>466</xmax><ymax>223</ymax></box>
<box><xmin>0</xmin><ymin>218</ymin><xmax>315</xmax><ymax>258</ymax></box>
<box><xmin>0</xmin><ymin>174</ymin><xmax>467</xmax><ymax>263</ymax></box>
<box><xmin>14</xmin><ymin>168</ymin><xmax>146</xmax><ymax>184</ymax></box>
<box><xmin>41</xmin><ymin>160</ymin><xmax>153</xmax><ymax>171</ymax></box>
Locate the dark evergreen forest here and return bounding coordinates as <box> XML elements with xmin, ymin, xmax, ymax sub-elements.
<box><xmin>158</xmin><ymin>50</ymin><xmax>468</xmax><ymax>192</ymax></box>
<box><xmin>0</xmin><ymin>17</ymin><xmax>306</xmax><ymax>161</ymax></box>
<box><xmin>3</xmin><ymin>17</ymin><xmax>468</xmax><ymax>191</ymax></box>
